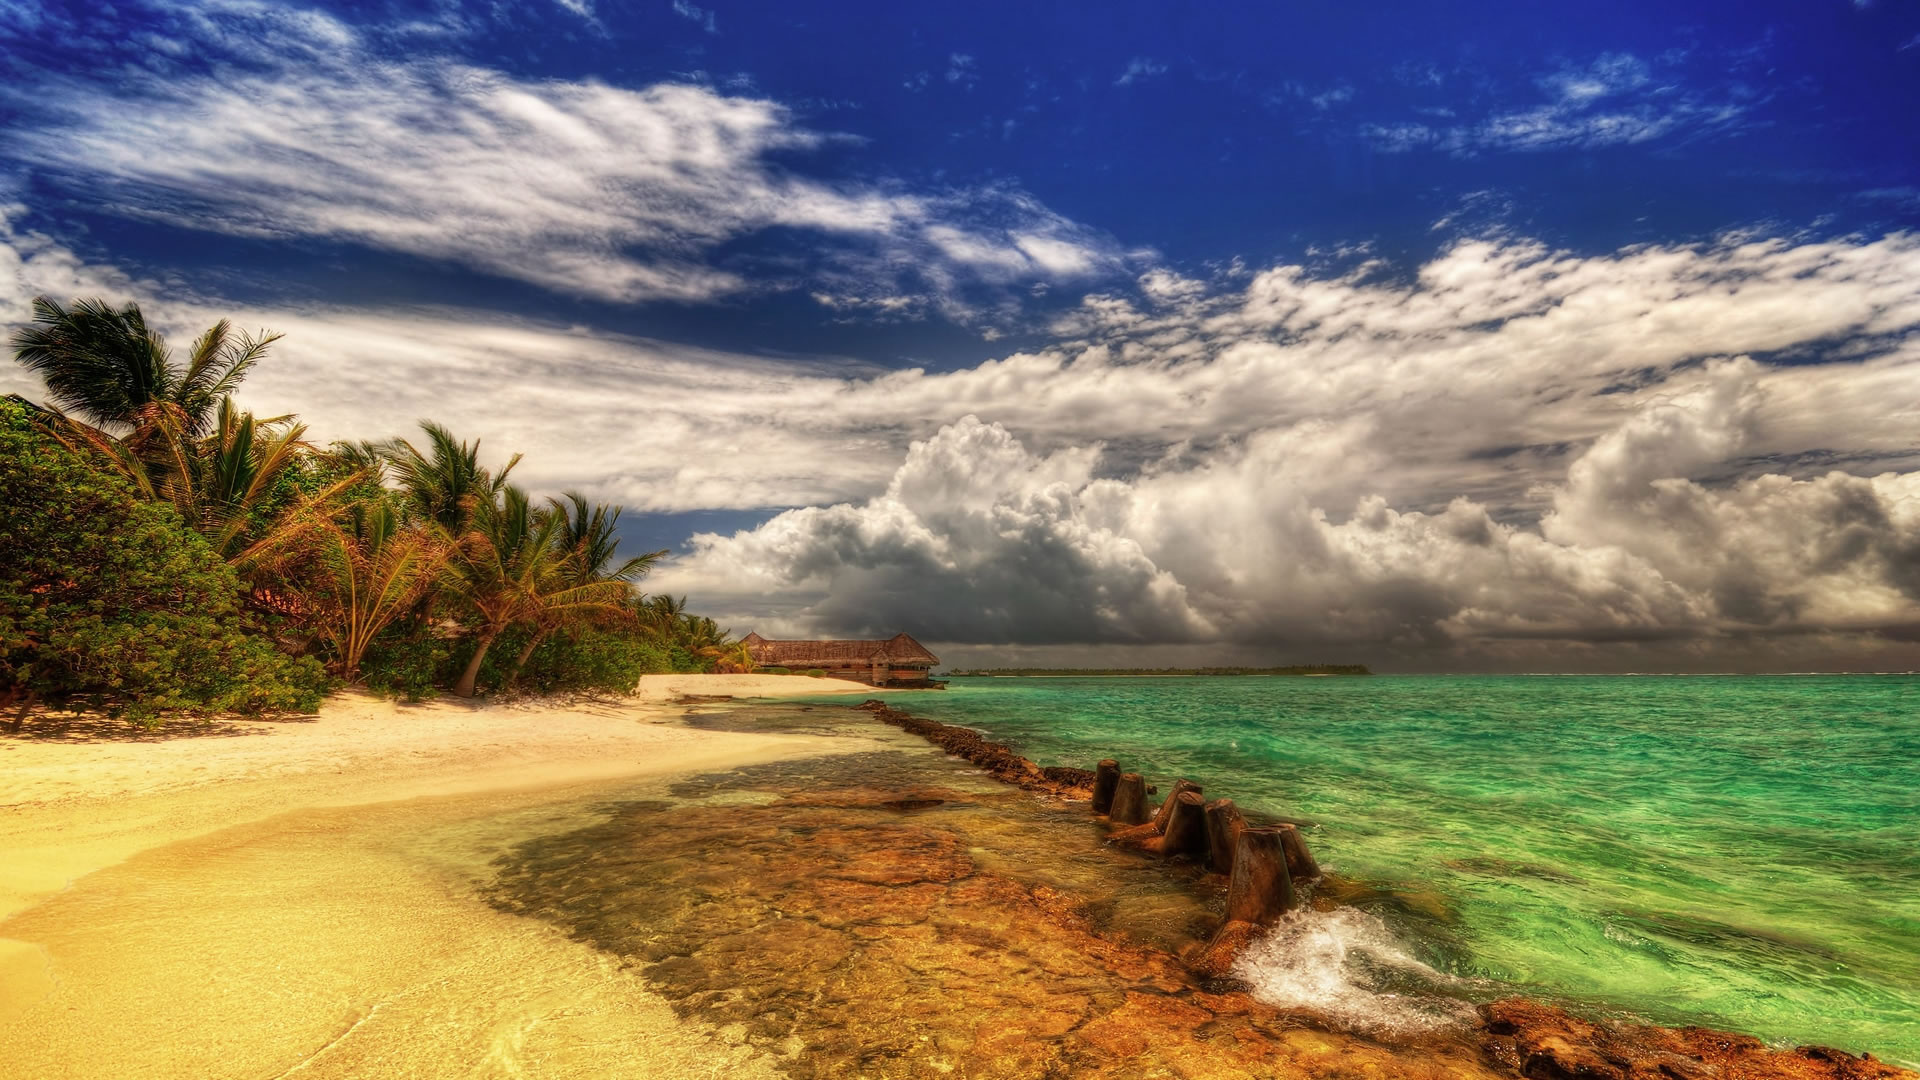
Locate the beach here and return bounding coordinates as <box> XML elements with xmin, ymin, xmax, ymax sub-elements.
<box><xmin>2</xmin><ymin>679</ymin><xmax>1912</xmax><ymax>1079</ymax></box>
<box><xmin>0</xmin><ymin>676</ymin><xmax>884</xmax><ymax>1078</ymax></box>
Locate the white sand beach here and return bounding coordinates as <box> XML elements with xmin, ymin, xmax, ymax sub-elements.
<box><xmin>0</xmin><ymin>675</ymin><xmax>884</xmax><ymax>1079</ymax></box>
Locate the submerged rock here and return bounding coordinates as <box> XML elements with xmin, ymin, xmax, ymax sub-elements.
<box><xmin>1480</xmin><ymin>999</ymin><xmax>1913</xmax><ymax>1080</ymax></box>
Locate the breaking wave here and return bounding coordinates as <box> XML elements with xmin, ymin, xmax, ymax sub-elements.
<box><xmin>1232</xmin><ymin>907</ymin><xmax>1480</xmax><ymax>1039</ymax></box>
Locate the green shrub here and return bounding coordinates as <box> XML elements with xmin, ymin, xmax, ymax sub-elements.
<box><xmin>804</xmin><ymin>668</ymin><xmax>827</xmax><ymax>678</ymax></box>
<box><xmin>451</xmin><ymin>624</ymin><xmax>676</xmax><ymax>697</ymax></box>
<box><xmin>766</xmin><ymin>666</ymin><xmax>791</xmax><ymax>675</ymax></box>
<box><xmin>0</xmin><ymin>400</ymin><xmax>328</xmax><ymax>721</ymax></box>
<box><xmin>358</xmin><ymin>626</ymin><xmax>453</xmax><ymax>702</ymax></box>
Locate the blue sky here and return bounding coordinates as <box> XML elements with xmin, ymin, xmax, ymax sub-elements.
<box><xmin>3</xmin><ymin>0</ymin><xmax>1919</xmax><ymax>670</ymax></box>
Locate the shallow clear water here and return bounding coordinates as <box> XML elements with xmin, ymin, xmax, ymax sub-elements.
<box><xmin>872</xmin><ymin>675</ymin><xmax>1920</xmax><ymax>1063</ymax></box>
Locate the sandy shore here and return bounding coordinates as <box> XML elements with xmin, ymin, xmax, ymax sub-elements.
<box><xmin>0</xmin><ymin>675</ymin><xmax>887</xmax><ymax>1078</ymax></box>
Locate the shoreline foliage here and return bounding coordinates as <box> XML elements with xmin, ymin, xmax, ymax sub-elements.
<box><xmin>2</xmin><ymin>297</ymin><xmax>747</xmax><ymax>722</ymax></box>
<box><xmin>0</xmin><ymin>399</ymin><xmax>327</xmax><ymax>724</ymax></box>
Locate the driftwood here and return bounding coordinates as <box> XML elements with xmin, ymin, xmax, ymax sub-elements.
<box><xmin>1277</xmin><ymin>822</ymin><xmax>1321</xmax><ymax>881</ymax></box>
<box><xmin>1150</xmin><ymin>779</ymin><xmax>1202</xmax><ymax>831</ymax></box>
<box><xmin>1091</xmin><ymin>759</ymin><xmax>1121</xmax><ymax>815</ymax></box>
<box><xmin>1109</xmin><ymin>772</ymin><xmax>1150</xmax><ymax>825</ymax></box>
<box><xmin>1203</xmin><ymin>798</ymin><xmax>1245</xmax><ymax>874</ymax></box>
<box><xmin>1191</xmin><ymin>826</ymin><xmax>1295</xmax><ymax>977</ymax></box>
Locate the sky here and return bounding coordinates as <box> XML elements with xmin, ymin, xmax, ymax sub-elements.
<box><xmin>2</xmin><ymin>0</ymin><xmax>1919</xmax><ymax>672</ymax></box>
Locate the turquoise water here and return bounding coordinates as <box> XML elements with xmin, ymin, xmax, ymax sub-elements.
<box><xmin>873</xmin><ymin>675</ymin><xmax>1920</xmax><ymax>1062</ymax></box>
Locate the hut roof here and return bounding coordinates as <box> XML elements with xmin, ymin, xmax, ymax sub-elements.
<box><xmin>741</xmin><ymin>632</ymin><xmax>939</xmax><ymax>667</ymax></box>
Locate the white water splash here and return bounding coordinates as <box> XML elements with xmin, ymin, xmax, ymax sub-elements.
<box><xmin>1232</xmin><ymin>908</ymin><xmax>1480</xmax><ymax>1039</ymax></box>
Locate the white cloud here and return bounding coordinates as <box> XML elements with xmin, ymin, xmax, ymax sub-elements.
<box><xmin>1362</xmin><ymin>52</ymin><xmax>1752</xmax><ymax>155</ymax></box>
<box><xmin>1</xmin><ymin>2</ymin><xmax>1121</xmax><ymax>318</ymax></box>
<box><xmin>670</xmin><ymin>0</ymin><xmax>717</xmax><ymax>34</ymax></box>
<box><xmin>662</xmin><ymin>371</ymin><xmax>1920</xmax><ymax>664</ymax></box>
<box><xmin>1115</xmin><ymin>58</ymin><xmax>1169</xmax><ymax>87</ymax></box>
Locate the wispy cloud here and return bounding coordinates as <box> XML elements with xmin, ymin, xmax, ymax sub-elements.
<box><xmin>670</xmin><ymin>0</ymin><xmax>717</xmax><ymax>34</ymax></box>
<box><xmin>2</xmin><ymin>1</ymin><xmax>1122</xmax><ymax>320</ymax></box>
<box><xmin>1361</xmin><ymin>53</ymin><xmax>1754</xmax><ymax>155</ymax></box>
<box><xmin>1114</xmin><ymin>57</ymin><xmax>1168</xmax><ymax>87</ymax></box>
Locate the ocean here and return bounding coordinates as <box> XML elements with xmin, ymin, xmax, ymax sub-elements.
<box><xmin>875</xmin><ymin>675</ymin><xmax>1920</xmax><ymax>1063</ymax></box>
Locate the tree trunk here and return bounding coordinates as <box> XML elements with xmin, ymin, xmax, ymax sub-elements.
<box><xmin>1091</xmin><ymin>759</ymin><xmax>1121</xmax><ymax>814</ymax></box>
<box><xmin>1109</xmin><ymin>772</ymin><xmax>1150</xmax><ymax>825</ymax></box>
<box><xmin>504</xmin><ymin>628</ymin><xmax>550</xmax><ymax>690</ymax></box>
<box><xmin>453</xmin><ymin>627</ymin><xmax>501</xmax><ymax>698</ymax></box>
<box><xmin>5</xmin><ymin>687</ymin><xmax>34</xmax><ymax>735</ymax></box>
<box><xmin>1204</xmin><ymin>798</ymin><xmax>1245</xmax><ymax>874</ymax></box>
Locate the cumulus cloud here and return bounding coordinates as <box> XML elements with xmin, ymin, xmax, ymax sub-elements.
<box><xmin>0</xmin><ymin>0</ymin><xmax>1122</xmax><ymax>317</ymax></box>
<box><xmin>662</xmin><ymin>373</ymin><xmax>1920</xmax><ymax>664</ymax></box>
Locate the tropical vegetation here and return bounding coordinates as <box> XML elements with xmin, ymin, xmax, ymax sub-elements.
<box><xmin>1</xmin><ymin>297</ymin><xmax>751</xmax><ymax>724</ymax></box>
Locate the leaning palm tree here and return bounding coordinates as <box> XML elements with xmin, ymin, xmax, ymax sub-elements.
<box><xmin>10</xmin><ymin>296</ymin><xmax>279</xmax><ymax>438</ymax></box>
<box><xmin>443</xmin><ymin>486</ymin><xmax>631</xmax><ymax>698</ymax></box>
<box><xmin>497</xmin><ymin>492</ymin><xmax>668</xmax><ymax>689</ymax></box>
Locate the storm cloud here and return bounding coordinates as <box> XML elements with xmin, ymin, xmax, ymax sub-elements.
<box><xmin>661</xmin><ymin>367</ymin><xmax>1920</xmax><ymax>668</ymax></box>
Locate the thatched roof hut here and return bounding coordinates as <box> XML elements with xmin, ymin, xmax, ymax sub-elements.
<box><xmin>741</xmin><ymin>633</ymin><xmax>939</xmax><ymax>686</ymax></box>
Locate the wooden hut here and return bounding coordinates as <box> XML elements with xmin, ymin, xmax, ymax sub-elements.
<box><xmin>740</xmin><ymin>633</ymin><xmax>940</xmax><ymax>686</ymax></box>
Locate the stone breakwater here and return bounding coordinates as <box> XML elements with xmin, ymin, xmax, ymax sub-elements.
<box><xmin>855</xmin><ymin>699</ymin><xmax>1915</xmax><ymax>1080</ymax></box>
<box><xmin>856</xmin><ymin>699</ymin><xmax>1097</xmax><ymax>796</ymax></box>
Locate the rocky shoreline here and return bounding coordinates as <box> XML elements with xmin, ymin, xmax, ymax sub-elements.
<box><xmin>854</xmin><ymin>699</ymin><xmax>1913</xmax><ymax>1080</ymax></box>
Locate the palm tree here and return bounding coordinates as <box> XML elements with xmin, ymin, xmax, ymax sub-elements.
<box><xmin>250</xmin><ymin>498</ymin><xmax>449</xmax><ymax>680</ymax></box>
<box><xmin>9</xmin><ymin>296</ymin><xmax>339</xmax><ymax>563</ymax></box>
<box><xmin>551</xmin><ymin>492</ymin><xmax>668</xmax><ymax>587</ymax></box>
<box><xmin>498</xmin><ymin>492</ymin><xmax>668</xmax><ymax>689</ymax></box>
<box><xmin>10</xmin><ymin>296</ymin><xmax>280</xmax><ymax>438</ymax></box>
<box><xmin>198</xmin><ymin>398</ymin><xmax>337</xmax><ymax>561</ymax></box>
<box><xmin>709</xmin><ymin>639</ymin><xmax>756</xmax><ymax>674</ymax></box>
<box><xmin>638</xmin><ymin>593</ymin><xmax>690</xmax><ymax>640</ymax></box>
<box><xmin>380</xmin><ymin>421</ymin><xmax>519</xmax><ymax>535</ymax></box>
<box><xmin>443</xmin><ymin>486</ymin><xmax>631</xmax><ymax>698</ymax></box>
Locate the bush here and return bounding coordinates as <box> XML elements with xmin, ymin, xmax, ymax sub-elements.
<box><xmin>0</xmin><ymin>401</ymin><xmax>328</xmax><ymax>722</ymax></box>
<box><xmin>805</xmin><ymin>668</ymin><xmax>827</xmax><ymax>678</ymax></box>
<box><xmin>766</xmin><ymin>666</ymin><xmax>791</xmax><ymax>675</ymax></box>
<box><xmin>358</xmin><ymin>627</ymin><xmax>453</xmax><ymax>702</ymax></box>
<box><xmin>450</xmin><ymin>624</ymin><xmax>676</xmax><ymax>698</ymax></box>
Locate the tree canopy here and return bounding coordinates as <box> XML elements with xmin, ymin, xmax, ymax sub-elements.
<box><xmin>3</xmin><ymin>296</ymin><xmax>746</xmax><ymax>724</ymax></box>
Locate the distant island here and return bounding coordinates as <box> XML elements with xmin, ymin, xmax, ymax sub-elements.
<box><xmin>944</xmin><ymin>665</ymin><xmax>1372</xmax><ymax>677</ymax></box>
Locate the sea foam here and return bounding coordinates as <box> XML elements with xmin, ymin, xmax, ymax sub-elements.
<box><xmin>1232</xmin><ymin>908</ymin><xmax>1479</xmax><ymax>1039</ymax></box>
